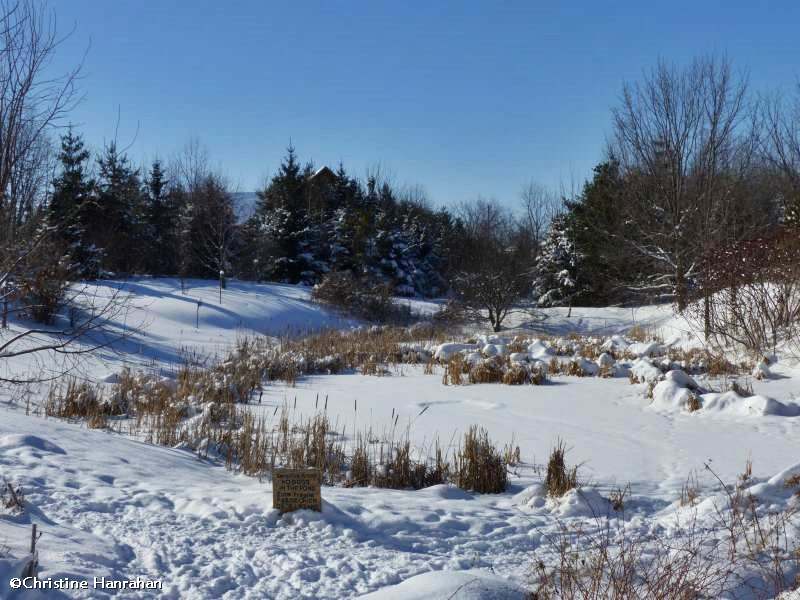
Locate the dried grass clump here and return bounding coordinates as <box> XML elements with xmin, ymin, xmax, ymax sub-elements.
<box><xmin>576</xmin><ymin>340</ymin><xmax>603</xmax><ymax>360</ymax></box>
<box><xmin>680</xmin><ymin>470</ymin><xmax>701</xmax><ymax>506</ymax></box>
<box><xmin>729</xmin><ymin>379</ymin><xmax>754</xmax><ymax>397</ymax></box>
<box><xmin>609</xmin><ymin>483</ymin><xmax>630</xmax><ymax>512</ymax></box>
<box><xmin>45</xmin><ymin>378</ymin><xmax>111</xmax><ymax>420</ymax></box>
<box><xmin>504</xmin><ymin>443</ymin><xmax>521</xmax><ymax>466</ymax></box>
<box><xmin>530</xmin><ymin>365</ymin><xmax>547</xmax><ymax>385</ymax></box>
<box><xmin>372</xmin><ymin>439</ymin><xmax>448</xmax><ymax>490</ymax></box>
<box><xmin>627</xmin><ymin>324</ymin><xmax>661</xmax><ymax>343</ymax></box>
<box><xmin>349</xmin><ymin>435</ymin><xmax>371</xmax><ymax>486</ymax></box>
<box><xmin>442</xmin><ymin>354</ymin><xmax>466</xmax><ymax>385</ymax></box>
<box><xmin>455</xmin><ymin>426</ymin><xmax>507</xmax><ymax>493</ymax></box>
<box><xmin>548</xmin><ymin>357</ymin><xmax>561</xmax><ymax>375</ymax></box>
<box><xmin>706</xmin><ymin>352</ymin><xmax>739</xmax><ymax>376</ymax></box>
<box><xmin>545</xmin><ymin>439</ymin><xmax>578</xmax><ymax>497</ymax></box>
<box><xmin>502</xmin><ymin>364</ymin><xmax>529</xmax><ymax>385</ymax></box>
<box><xmin>686</xmin><ymin>392</ymin><xmax>702</xmax><ymax>412</ymax></box>
<box><xmin>564</xmin><ymin>359</ymin><xmax>588</xmax><ymax>377</ymax></box>
<box><xmin>469</xmin><ymin>359</ymin><xmax>504</xmax><ymax>384</ymax></box>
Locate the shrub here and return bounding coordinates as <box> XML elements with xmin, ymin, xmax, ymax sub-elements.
<box><xmin>18</xmin><ymin>238</ymin><xmax>73</xmax><ymax>325</ymax></box>
<box><xmin>312</xmin><ymin>271</ymin><xmax>409</xmax><ymax>324</ymax></box>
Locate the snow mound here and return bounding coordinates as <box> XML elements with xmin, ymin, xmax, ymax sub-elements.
<box><xmin>550</xmin><ymin>488</ymin><xmax>608</xmax><ymax>518</ymax></box>
<box><xmin>630</xmin><ymin>358</ymin><xmax>662</xmax><ymax>383</ymax></box>
<box><xmin>747</xmin><ymin>462</ymin><xmax>800</xmax><ymax>501</ymax></box>
<box><xmin>701</xmin><ymin>391</ymin><xmax>800</xmax><ymax>417</ymax></box>
<box><xmin>663</xmin><ymin>369</ymin><xmax>700</xmax><ymax>390</ymax></box>
<box><xmin>627</xmin><ymin>341</ymin><xmax>664</xmax><ymax>358</ymax></box>
<box><xmin>509</xmin><ymin>352</ymin><xmax>529</xmax><ymax>364</ymax></box>
<box><xmin>573</xmin><ymin>357</ymin><xmax>599</xmax><ymax>376</ymax></box>
<box><xmin>596</xmin><ymin>352</ymin><xmax>615</xmax><ymax>369</ymax></box>
<box><xmin>651</xmin><ymin>379</ymin><xmax>695</xmax><ymax>412</ymax></box>
<box><xmin>482</xmin><ymin>344</ymin><xmax>501</xmax><ymax>357</ymax></box>
<box><xmin>358</xmin><ymin>569</ymin><xmax>528</xmax><ymax>599</ymax></box>
<box><xmin>527</xmin><ymin>339</ymin><xmax>552</xmax><ymax>360</ymax></box>
<box><xmin>0</xmin><ymin>434</ymin><xmax>65</xmax><ymax>454</ymax></box>
<box><xmin>435</xmin><ymin>343</ymin><xmax>479</xmax><ymax>361</ymax></box>
<box><xmin>752</xmin><ymin>360</ymin><xmax>771</xmax><ymax>380</ymax></box>
<box><xmin>513</xmin><ymin>483</ymin><xmax>547</xmax><ymax>509</ymax></box>
<box><xmin>601</xmin><ymin>335</ymin><xmax>628</xmax><ymax>353</ymax></box>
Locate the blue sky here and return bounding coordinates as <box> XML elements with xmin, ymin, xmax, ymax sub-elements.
<box><xmin>52</xmin><ymin>1</ymin><xmax>800</xmax><ymax>209</ymax></box>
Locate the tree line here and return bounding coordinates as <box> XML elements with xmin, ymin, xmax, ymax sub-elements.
<box><xmin>2</xmin><ymin>0</ymin><xmax>799</xmax><ymax>337</ymax></box>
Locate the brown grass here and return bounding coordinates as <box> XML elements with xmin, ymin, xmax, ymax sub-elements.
<box><xmin>533</xmin><ymin>460</ymin><xmax>800</xmax><ymax>599</ymax></box>
<box><xmin>503</xmin><ymin>364</ymin><xmax>529</xmax><ymax>385</ymax></box>
<box><xmin>455</xmin><ymin>426</ymin><xmax>507</xmax><ymax>493</ymax></box>
<box><xmin>686</xmin><ymin>392</ymin><xmax>702</xmax><ymax>412</ymax></box>
<box><xmin>545</xmin><ymin>439</ymin><xmax>578</xmax><ymax>497</ymax></box>
<box><xmin>469</xmin><ymin>359</ymin><xmax>504</xmax><ymax>384</ymax></box>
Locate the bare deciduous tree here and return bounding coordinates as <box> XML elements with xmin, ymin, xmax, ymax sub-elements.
<box><xmin>0</xmin><ymin>0</ymin><xmax>82</xmax><ymax>246</ymax></box>
<box><xmin>611</xmin><ymin>55</ymin><xmax>756</xmax><ymax>311</ymax></box>
<box><xmin>451</xmin><ymin>199</ymin><xmax>532</xmax><ymax>331</ymax></box>
<box><xmin>520</xmin><ymin>180</ymin><xmax>559</xmax><ymax>249</ymax></box>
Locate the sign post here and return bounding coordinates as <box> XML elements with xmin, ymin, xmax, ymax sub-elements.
<box><xmin>272</xmin><ymin>468</ymin><xmax>322</xmax><ymax>513</ymax></box>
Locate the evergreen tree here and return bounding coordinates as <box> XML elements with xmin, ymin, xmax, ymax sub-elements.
<box><xmin>143</xmin><ymin>159</ymin><xmax>179</xmax><ymax>274</ymax></box>
<box><xmin>248</xmin><ymin>146</ymin><xmax>314</xmax><ymax>283</ymax></box>
<box><xmin>48</xmin><ymin>127</ymin><xmax>99</xmax><ymax>277</ymax></box>
<box><xmin>91</xmin><ymin>142</ymin><xmax>145</xmax><ymax>273</ymax></box>
<box><xmin>534</xmin><ymin>213</ymin><xmax>581</xmax><ymax>308</ymax></box>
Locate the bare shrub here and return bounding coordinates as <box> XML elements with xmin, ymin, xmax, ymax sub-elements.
<box><xmin>609</xmin><ymin>483</ymin><xmax>630</xmax><ymax>512</ymax></box>
<box><xmin>312</xmin><ymin>271</ymin><xmax>411</xmax><ymax>324</ymax></box>
<box><xmin>531</xmin><ymin>517</ymin><xmax>735</xmax><ymax>599</ymax></box>
<box><xmin>680</xmin><ymin>470</ymin><xmax>701</xmax><ymax>507</ymax></box>
<box><xmin>693</xmin><ymin>229</ymin><xmax>800</xmax><ymax>357</ymax></box>
<box><xmin>533</xmin><ymin>460</ymin><xmax>800</xmax><ymax>599</ymax></box>
<box><xmin>17</xmin><ymin>236</ymin><xmax>73</xmax><ymax>324</ymax></box>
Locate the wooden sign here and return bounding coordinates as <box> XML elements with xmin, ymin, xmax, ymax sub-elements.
<box><xmin>272</xmin><ymin>468</ymin><xmax>322</xmax><ymax>513</ymax></box>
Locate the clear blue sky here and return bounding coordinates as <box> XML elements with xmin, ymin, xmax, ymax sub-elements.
<box><xmin>52</xmin><ymin>1</ymin><xmax>800</xmax><ymax>209</ymax></box>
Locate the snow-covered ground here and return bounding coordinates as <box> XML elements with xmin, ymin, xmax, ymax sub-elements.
<box><xmin>2</xmin><ymin>278</ymin><xmax>800</xmax><ymax>598</ymax></box>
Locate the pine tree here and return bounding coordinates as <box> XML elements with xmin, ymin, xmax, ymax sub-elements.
<box><xmin>143</xmin><ymin>159</ymin><xmax>179</xmax><ymax>274</ymax></box>
<box><xmin>249</xmin><ymin>146</ymin><xmax>315</xmax><ymax>283</ymax></box>
<box><xmin>48</xmin><ymin>127</ymin><xmax>99</xmax><ymax>277</ymax></box>
<box><xmin>534</xmin><ymin>214</ymin><xmax>581</xmax><ymax>308</ymax></box>
<box><xmin>91</xmin><ymin>142</ymin><xmax>145</xmax><ymax>274</ymax></box>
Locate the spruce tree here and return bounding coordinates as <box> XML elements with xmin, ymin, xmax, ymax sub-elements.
<box><xmin>143</xmin><ymin>159</ymin><xmax>179</xmax><ymax>274</ymax></box>
<box><xmin>249</xmin><ymin>146</ymin><xmax>315</xmax><ymax>283</ymax></box>
<box><xmin>48</xmin><ymin>127</ymin><xmax>99</xmax><ymax>277</ymax></box>
<box><xmin>93</xmin><ymin>142</ymin><xmax>145</xmax><ymax>274</ymax></box>
<box><xmin>534</xmin><ymin>214</ymin><xmax>581</xmax><ymax>308</ymax></box>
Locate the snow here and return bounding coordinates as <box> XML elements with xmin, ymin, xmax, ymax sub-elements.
<box><xmin>434</xmin><ymin>343</ymin><xmax>478</xmax><ymax>361</ymax></box>
<box><xmin>2</xmin><ymin>278</ymin><xmax>800</xmax><ymax>598</ymax></box>
<box><xmin>358</xmin><ymin>569</ymin><xmax>528</xmax><ymax>599</ymax></box>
